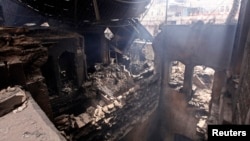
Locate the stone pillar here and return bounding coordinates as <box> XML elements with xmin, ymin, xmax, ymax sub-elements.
<box><xmin>161</xmin><ymin>60</ymin><xmax>171</xmax><ymax>90</ymax></box>
<box><xmin>52</xmin><ymin>56</ymin><xmax>61</xmax><ymax>95</ymax></box>
<box><xmin>75</xmin><ymin>48</ymin><xmax>86</xmax><ymax>87</ymax></box>
<box><xmin>208</xmin><ymin>70</ymin><xmax>227</xmax><ymax>124</ymax></box>
<box><xmin>210</xmin><ymin>70</ymin><xmax>226</xmax><ymax>110</ymax></box>
<box><xmin>27</xmin><ymin>78</ymin><xmax>54</xmax><ymax>120</ymax></box>
<box><xmin>182</xmin><ymin>64</ymin><xmax>194</xmax><ymax>98</ymax></box>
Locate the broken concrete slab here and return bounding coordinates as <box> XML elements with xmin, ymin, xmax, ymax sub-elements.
<box><xmin>0</xmin><ymin>86</ymin><xmax>27</xmax><ymax>117</ymax></box>
<box><xmin>0</xmin><ymin>92</ymin><xmax>66</xmax><ymax>141</ymax></box>
<box><xmin>74</xmin><ymin>113</ymin><xmax>92</xmax><ymax>128</ymax></box>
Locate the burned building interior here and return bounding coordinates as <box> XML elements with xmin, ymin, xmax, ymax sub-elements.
<box><xmin>0</xmin><ymin>0</ymin><xmax>250</xmax><ymax>141</ymax></box>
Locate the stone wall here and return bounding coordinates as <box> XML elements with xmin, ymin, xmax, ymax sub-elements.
<box><xmin>0</xmin><ymin>27</ymin><xmax>53</xmax><ymax>119</ymax></box>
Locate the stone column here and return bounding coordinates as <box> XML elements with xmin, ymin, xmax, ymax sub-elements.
<box><xmin>161</xmin><ymin>60</ymin><xmax>171</xmax><ymax>90</ymax></box>
<box><xmin>210</xmin><ymin>70</ymin><xmax>227</xmax><ymax>110</ymax></box>
<box><xmin>182</xmin><ymin>64</ymin><xmax>194</xmax><ymax>98</ymax></box>
<box><xmin>208</xmin><ymin>70</ymin><xmax>227</xmax><ymax>124</ymax></box>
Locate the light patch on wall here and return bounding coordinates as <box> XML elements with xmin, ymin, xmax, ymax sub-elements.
<box><xmin>104</xmin><ymin>27</ymin><xmax>114</xmax><ymax>40</ymax></box>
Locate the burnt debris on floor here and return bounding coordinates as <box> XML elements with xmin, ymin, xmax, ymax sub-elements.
<box><xmin>56</xmin><ymin>62</ymin><xmax>159</xmax><ymax>141</ymax></box>
<box><xmin>51</xmin><ymin>39</ymin><xmax>159</xmax><ymax>141</ymax></box>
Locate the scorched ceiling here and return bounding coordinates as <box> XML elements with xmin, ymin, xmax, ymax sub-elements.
<box><xmin>16</xmin><ymin>0</ymin><xmax>151</xmax><ymax>23</ymax></box>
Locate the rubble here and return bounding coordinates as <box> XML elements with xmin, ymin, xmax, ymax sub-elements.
<box><xmin>196</xmin><ymin>117</ymin><xmax>207</xmax><ymax>139</ymax></box>
<box><xmin>52</xmin><ymin>61</ymin><xmax>160</xmax><ymax>141</ymax></box>
<box><xmin>193</xmin><ymin>75</ymin><xmax>207</xmax><ymax>89</ymax></box>
<box><xmin>50</xmin><ymin>39</ymin><xmax>159</xmax><ymax>140</ymax></box>
<box><xmin>0</xmin><ymin>26</ymin><xmax>160</xmax><ymax>141</ymax></box>
<box><xmin>169</xmin><ymin>62</ymin><xmax>185</xmax><ymax>89</ymax></box>
<box><xmin>74</xmin><ymin>113</ymin><xmax>91</xmax><ymax>128</ymax></box>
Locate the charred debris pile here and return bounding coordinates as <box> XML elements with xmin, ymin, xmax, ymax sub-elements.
<box><xmin>0</xmin><ymin>26</ymin><xmax>160</xmax><ymax>141</ymax></box>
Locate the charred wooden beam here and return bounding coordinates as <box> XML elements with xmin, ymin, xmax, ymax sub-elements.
<box><xmin>93</xmin><ymin>0</ymin><xmax>101</xmax><ymax>21</ymax></box>
<box><xmin>0</xmin><ymin>27</ymin><xmax>28</xmax><ymax>34</ymax></box>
